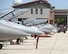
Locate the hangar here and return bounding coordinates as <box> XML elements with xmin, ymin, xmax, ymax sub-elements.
<box><xmin>12</xmin><ymin>0</ymin><xmax>68</xmax><ymax>27</ymax></box>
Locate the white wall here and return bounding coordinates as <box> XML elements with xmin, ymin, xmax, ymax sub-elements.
<box><xmin>17</xmin><ymin>8</ymin><xmax>50</xmax><ymax>18</ymax></box>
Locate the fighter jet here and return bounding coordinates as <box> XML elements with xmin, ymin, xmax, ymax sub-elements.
<box><xmin>24</xmin><ymin>18</ymin><xmax>56</xmax><ymax>34</ymax></box>
<box><xmin>0</xmin><ymin>20</ymin><xmax>44</xmax><ymax>49</ymax></box>
<box><xmin>0</xmin><ymin>9</ymin><xmax>45</xmax><ymax>49</ymax></box>
<box><xmin>36</xmin><ymin>24</ymin><xmax>56</xmax><ymax>34</ymax></box>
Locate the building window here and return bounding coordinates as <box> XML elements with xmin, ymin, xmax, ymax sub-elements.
<box><xmin>31</xmin><ymin>9</ymin><xmax>33</xmax><ymax>14</ymax></box>
<box><xmin>35</xmin><ymin>8</ymin><xmax>38</xmax><ymax>14</ymax></box>
<box><xmin>40</xmin><ymin>9</ymin><xmax>43</xmax><ymax>14</ymax></box>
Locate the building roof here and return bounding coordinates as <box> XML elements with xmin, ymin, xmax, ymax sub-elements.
<box><xmin>12</xmin><ymin>0</ymin><xmax>51</xmax><ymax>8</ymax></box>
<box><xmin>54</xmin><ymin>9</ymin><xmax>68</xmax><ymax>13</ymax></box>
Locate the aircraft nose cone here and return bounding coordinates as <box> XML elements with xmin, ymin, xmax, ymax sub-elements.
<box><xmin>35</xmin><ymin>30</ymin><xmax>44</xmax><ymax>34</ymax></box>
<box><xmin>28</xmin><ymin>26</ymin><xmax>44</xmax><ymax>35</ymax></box>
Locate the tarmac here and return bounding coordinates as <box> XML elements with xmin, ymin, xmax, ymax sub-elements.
<box><xmin>0</xmin><ymin>31</ymin><xmax>68</xmax><ymax>54</ymax></box>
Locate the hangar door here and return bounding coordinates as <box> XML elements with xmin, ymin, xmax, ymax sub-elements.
<box><xmin>54</xmin><ymin>15</ymin><xmax>67</xmax><ymax>25</ymax></box>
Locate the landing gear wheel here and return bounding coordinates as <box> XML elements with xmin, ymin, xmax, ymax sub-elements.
<box><xmin>0</xmin><ymin>44</ymin><xmax>3</xmax><ymax>49</ymax></box>
<box><xmin>63</xmin><ymin>31</ymin><xmax>66</xmax><ymax>33</ymax></box>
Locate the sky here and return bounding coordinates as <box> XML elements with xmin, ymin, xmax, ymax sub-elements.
<box><xmin>0</xmin><ymin>0</ymin><xmax>68</xmax><ymax>10</ymax></box>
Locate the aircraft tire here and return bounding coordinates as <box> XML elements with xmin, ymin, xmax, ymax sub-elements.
<box><xmin>0</xmin><ymin>44</ymin><xmax>3</xmax><ymax>49</ymax></box>
<box><xmin>63</xmin><ymin>31</ymin><xmax>66</xmax><ymax>33</ymax></box>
